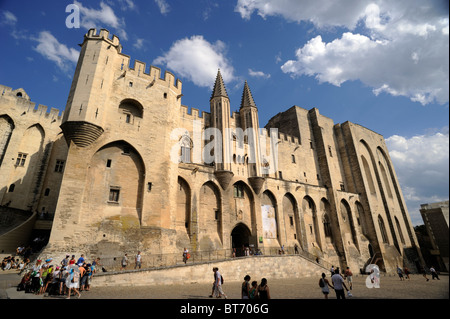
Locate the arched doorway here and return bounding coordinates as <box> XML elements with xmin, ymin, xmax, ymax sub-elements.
<box><xmin>231</xmin><ymin>223</ymin><xmax>251</xmax><ymax>257</ymax></box>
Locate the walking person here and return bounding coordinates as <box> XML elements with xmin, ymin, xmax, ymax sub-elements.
<box><xmin>242</xmin><ymin>275</ymin><xmax>251</xmax><ymax>299</ymax></box>
<box><xmin>319</xmin><ymin>272</ymin><xmax>334</xmax><ymax>299</ymax></box>
<box><xmin>135</xmin><ymin>251</ymin><xmax>142</xmax><ymax>269</ymax></box>
<box><xmin>430</xmin><ymin>266</ymin><xmax>440</xmax><ymax>280</ymax></box>
<box><xmin>183</xmin><ymin>248</ymin><xmax>189</xmax><ymax>264</ymax></box>
<box><xmin>419</xmin><ymin>266</ymin><xmax>430</xmax><ymax>281</ymax></box>
<box><xmin>257</xmin><ymin>278</ymin><xmax>271</xmax><ymax>299</ymax></box>
<box><xmin>396</xmin><ymin>265</ymin><xmax>404</xmax><ymax>280</ymax></box>
<box><xmin>403</xmin><ymin>266</ymin><xmax>411</xmax><ymax>280</ymax></box>
<box><xmin>331</xmin><ymin>268</ymin><xmax>349</xmax><ymax>299</ymax></box>
<box><xmin>120</xmin><ymin>253</ymin><xmax>128</xmax><ymax>270</ymax></box>
<box><xmin>66</xmin><ymin>267</ymin><xmax>81</xmax><ymax>299</ymax></box>
<box><xmin>213</xmin><ymin>267</ymin><xmax>227</xmax><ymax>299</ymax></box>
<box><xmin>330</xmin><ymin>265</ymin><xmax>335</xmax><ymax>276</ymax></box>
<box><xmin>344</xmin><ymin>266</ymin><xmax>353</xmax><ymax>290</ymax></box>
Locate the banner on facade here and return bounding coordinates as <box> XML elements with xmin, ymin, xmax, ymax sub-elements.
<box><xmin>261</xmin><ymin>205</ymin><xmax>277</xmax><ymax>239</ymax></box>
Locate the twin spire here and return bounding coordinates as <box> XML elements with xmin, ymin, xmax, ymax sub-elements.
<box><xmin>210</xmin><ymin>69</ymin><xmax>257</xmax><ymax>109</ymax></box>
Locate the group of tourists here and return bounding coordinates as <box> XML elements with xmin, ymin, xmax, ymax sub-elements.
<box><xmin>318</xmin><ymin>266</ymin><xmax>353</xmax><ymax>299</ymax></box>
<box><xmin>240</xmin><ymin>274</ymin><xmax>271</xmax><ymax>299</ymax></box>
<box><xmin>16</xmin><ymin>254</ymin><xmax>102</xmax><ymax>299</ymax></box>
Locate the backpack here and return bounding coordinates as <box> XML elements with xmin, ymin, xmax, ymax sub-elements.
<box><xmin>319</xmin><ymin>278</ymin><xmax>325</xmax><ymax>288</ymax></box>
<box><xmin>221</xmin><ymin>275</ymin><xmax>224</xmax><ymax>284</ymax></box>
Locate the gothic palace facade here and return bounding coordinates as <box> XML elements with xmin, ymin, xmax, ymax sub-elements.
<box><xmin>0</xmin><ymin>29</ymin><xmax>423</xmax><ymax>273</ymax></box>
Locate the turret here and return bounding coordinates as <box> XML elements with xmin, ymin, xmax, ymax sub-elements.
<box><xmin>239</xmin><ymin>81</ymin><xmax>265</xmax><ymax>193</ymax></box>
<box><xmin>60</xmin><ymin>29</ymin><xmax>121</xmax><ymax>147</ymax></box>
<box><xmin>210</xmin><ymin>70</ymin><xmax>234</xmax><ymax>189</ymax></box>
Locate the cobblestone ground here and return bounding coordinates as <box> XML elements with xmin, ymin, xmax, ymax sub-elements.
<box><xmin>2</xmin><ymin>270</ymin><xmax>448</xmax><ymax>299</ymax></box>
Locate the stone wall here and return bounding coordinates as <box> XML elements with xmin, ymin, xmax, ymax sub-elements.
<box><xmin>90</xmin><ymin>255</ymin><xmax>326</xmax><ymax>287</ymax></box>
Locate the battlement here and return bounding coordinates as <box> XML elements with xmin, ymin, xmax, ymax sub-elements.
<box><xmin>85</xmin><ymin>28</ymin><xmax>121</xmax><ymax>50</ymax></box>
<box><xmin>259</xmin><ymin>127</ymin><xmax>299</xmax><ymax>145</ymax></box>
<box><xmin>0</xmin><ymin>84</ymin><xmax>64</xmax><ymax>123</ymax></box>
<box><xmin>180</xmin><ymin>105</ymin><xmax>210</xmax><ymax>125</ymax></box>
<box><xmin>83</xmin><ymin>28</ymin><xmax>182</xmax><ymax>93</ymax></box>
<box><xmin>125</xmin><ymin>59</ymin><xmax>182</xmax><ymax>92</ymax></box>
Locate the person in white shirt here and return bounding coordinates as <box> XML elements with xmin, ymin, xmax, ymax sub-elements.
<box><xmin>213</xmin><ymin>267</ymin><xmax>227</xmax><ymax>299</ymax></box>
<box><xmin>331</xmin><ymin>268</ymin><xmax>349</xmax><ymax>299</ymax></box>
<box><xmin>135</xmin><ymin>251</ymin><xmax>142</xmax><ymax>269</ymax></box>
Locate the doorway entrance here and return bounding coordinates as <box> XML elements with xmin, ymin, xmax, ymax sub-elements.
<box><xmin>231</xmin><ymin>223</ymin><xmax>251</xmax><ymax>257</ymax></box>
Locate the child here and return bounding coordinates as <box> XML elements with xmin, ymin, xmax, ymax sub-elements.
<box><xmin>249</xmin><ymin>281</ymin><xmax>258</xmax><ymax>299</ymax></box>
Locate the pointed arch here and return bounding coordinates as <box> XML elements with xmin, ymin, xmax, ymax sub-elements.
<box><xmin>0</xmin><ymin>115</ymin><xmax>15</xmax><ymax>166</ymax></box>
<box><xmin>177</xmin><ymin>176</ymin><xmax>191</xmax><ymax>237</ymax></box>
<box><xmin>302</xmin><ymin>196</ymin><xmax>320</xmax><ymax>249</ymax></box>
<box><xmin>320</xmin><ymin>198</ymin><xmax>333</xmax><ymax>238</ymax></box>
<box><xmin>199</xmin><ymin>181</ymin><xmax>222</xmax><ymax>249</ymax></box>
<box><xmin>283</xmin><ymin>192</ymin><xmax>302</xmax><ymax>248</ymax></box>
<box><xmin>84</xmin><ymin>140</ymin><xmax>146</xmax><ymax>223</ymax></box>
<box><xmin>340</xmin><ymin>199</ymin><xmax>358</xmax><ymax>248</ymax></box>
<box><xmin>261</xmin><ymin>189</ymin><xmax>279</xmax><ymax>241</ymax></box>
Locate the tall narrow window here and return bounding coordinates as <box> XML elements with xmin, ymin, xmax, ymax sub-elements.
<box><xmin>180</xmin><ymin>135</ymin><xmax>192</xmax><ymax>163</ymax></box>
<box><xmin>55</xmin><ymin>160</ymin><xmax>65</xmax><ymax>173</ymax></box>
<box><xmin>378</xmin><ymin>215</ymin><xmax>389</xmax><ymax>244</ymax></box>
<box><xmin>16</xmin><ymin>153</ymin><xmax>27</xmax><ymax>166</ymax></box>
<box><xmin>291</xmin><ymin>154</ymin><xmax>296</xmax><ymax>163</ymax></box>
<box><xmin>234</xmin><ymin>183</ymin><xmax>244</xmax><ymax>198</ymax></box>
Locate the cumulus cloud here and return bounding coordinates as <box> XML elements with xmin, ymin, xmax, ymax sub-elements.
<box><xmin>386</xmin><ymin>128</ymin><xmax>449</xmax><ymax>224</ymax></box>
<box><xmin>248</xmin><ymin>68</ymin><xmax>271</xmax><ymax>79</ymax></box>
<box><xmin>154</xmin><ymin>0</ymin><xmax>170</xmax><ymax>15</ymax></box>
<box><xmin>33</xmin><ymin>31</ymin><xmax>79</xmax><ymax>71</ymax></box>
<box><xmin>74</xmin><ymin>1</ymin><xmax>128</xmax><ymax>40</ymax></box>
<box><xmin>237</xmin><ymin>0</ymin><xmax>449</xmax><ymax>105</ymax></box>
<box><xmin>153</xmin><ymin>35</ymin><xmax>235</xmax><ymax>87</ymax></box>
<box><xmin>235</xmin><ymin>0</ymin><xmax>369</xmax><ymax>29</ymax></box>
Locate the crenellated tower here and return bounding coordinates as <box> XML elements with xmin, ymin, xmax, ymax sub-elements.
<box><xmin>61</xmin><ymin>29</ymin><xmax>121</xmax><ymax>147</ymax></box>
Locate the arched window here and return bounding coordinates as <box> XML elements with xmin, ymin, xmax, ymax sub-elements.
<box><xmin>118</xmin><ymin>99</ymin><xmax>143</xmax><ymax>124</ymax></box>
<box><xmin>180</xmin><ymin>135</ymin><xmax>192</xmax><ymax>163</ymax></box>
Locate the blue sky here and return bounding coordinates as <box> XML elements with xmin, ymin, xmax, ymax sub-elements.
<box><xmin>0</xmin><ymin>0</ymin><xmax>448</xmax><ymax>225</ymax></box>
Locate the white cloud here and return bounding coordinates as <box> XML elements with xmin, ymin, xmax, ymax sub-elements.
<box><xmin>154</xmin><ymin>0</ymin><xmax>170</xmax><ymax>15</ymax></box>
<box><xmin>153</xmin><ymin>35</ymin><xmax>235</xmax><ymax>88</ymax></box>
<box><xmin>1</xmin><ymin>10</ymin><xmax>17</xmax><ymax>26</ymax></box>
<box><xmin>386</xmin><ymin>128</ymin><xmax>449</xmax><ymax>225</ymax></box>
<box><xmin>33</xmin><ymin>31</ymin><xmax>79</xmax><ymax>70</ymax></box>
<box><xmin>74</xmin><ymin>1</ymin><xmax>128</xmax><ymax>40</ymax></box>
<box><xmin>248</xmin><ymin>68</ymin><xmax>271</xmax><ymax>79</ymax></box>
<box><xmin>133</xmin><ymin>38</ymin><xmax>145</xmax><ymax>50</ymax></box>
<box><xmin>237</xmin><ymin>0</ymin><xmax>449</xmax><ymax>105</ymax></box>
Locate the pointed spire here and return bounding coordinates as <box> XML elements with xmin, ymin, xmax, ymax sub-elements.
<box><xmin>210</xmin><ymin>69</ymin><xmax>229</xmax><ymax>100</ymax></box>
<box><xmin>240</xmin><ymin>80</ymin><xmax>256</xmax><ymax>109</ymax></box>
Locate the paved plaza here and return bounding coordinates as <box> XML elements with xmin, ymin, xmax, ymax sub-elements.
<box><xmin>1</xmin><ymin>268</ymin><xmax>448</xmax><ymax>300</ymax></box>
